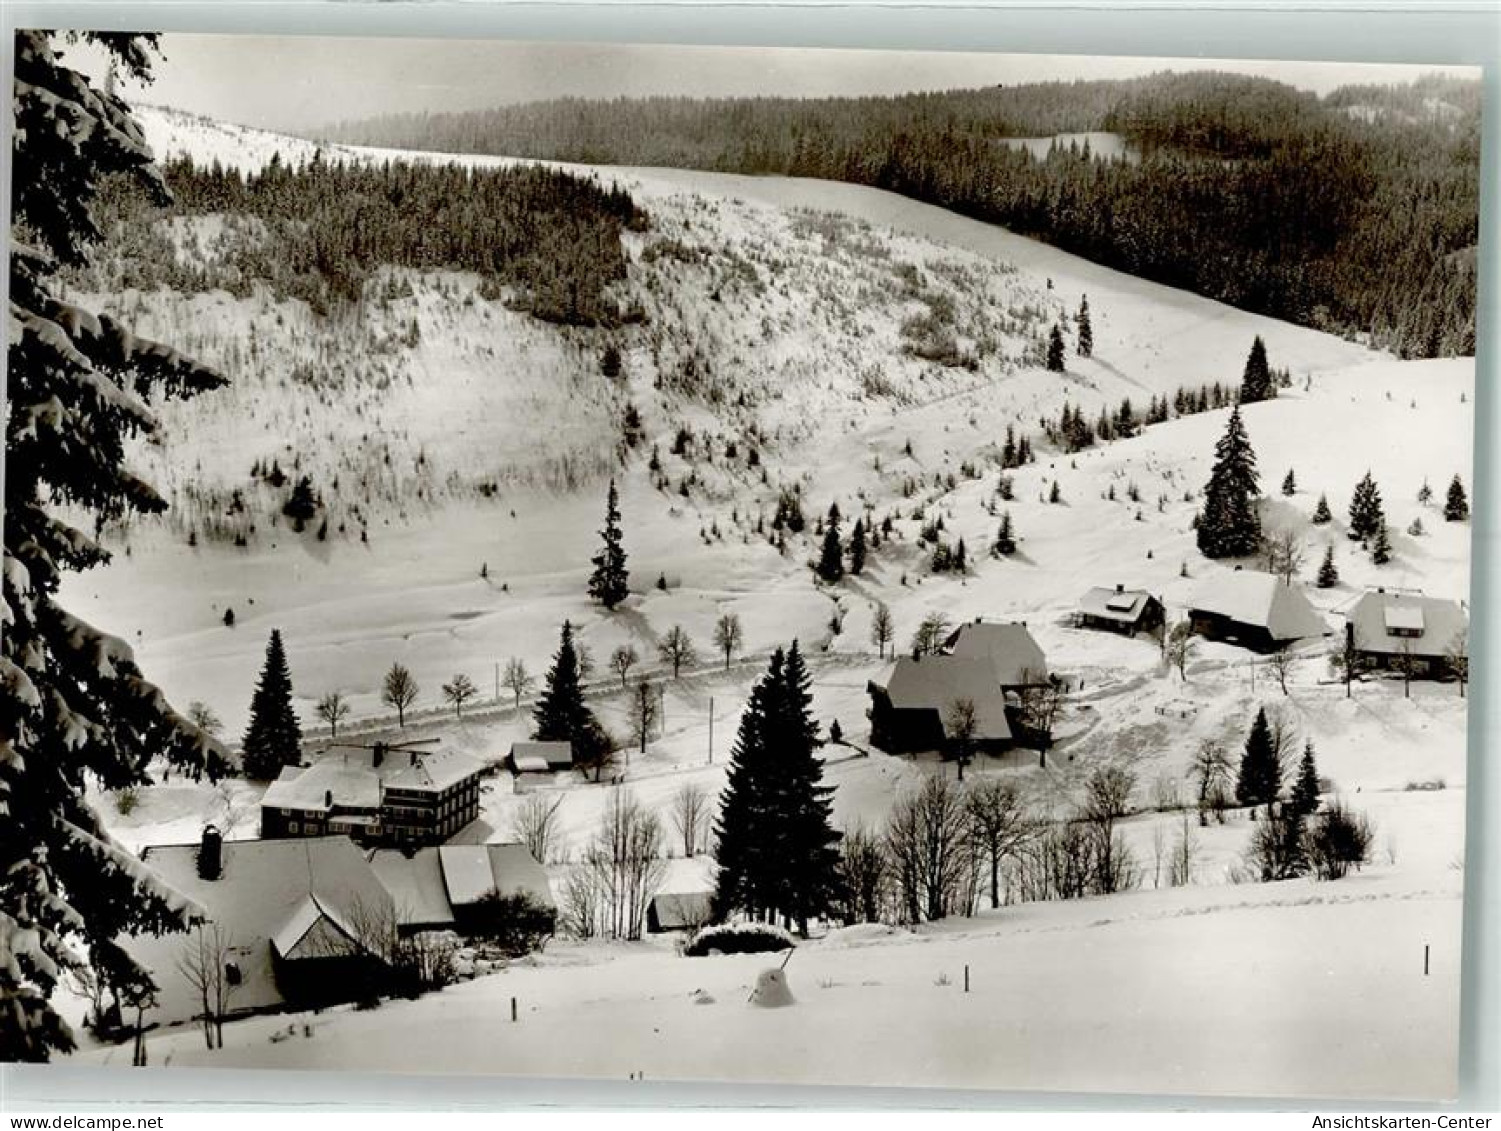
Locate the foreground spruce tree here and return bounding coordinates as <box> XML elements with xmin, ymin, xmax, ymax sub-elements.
<box><xmin>241</xmin><ymin>631</ymin><xmax>304</xmax><ymax>780</ymax></box>
<box><xmin>4</xmin><ymin>31</ymin><xmax>232</xmax><ymax>1060</ymax></box>
<box><xmin>587</xmin><ymin>478</ymin><xmax>630</xmax><ymax>609</ymax></box>
<box><xmin>712</xmin><ymin>644</ymin><xmax>840</xmax><ymax>933</ymax></box>
<box><xmin>1240</xmin><ymin>335</ymin><xmax>1274</xmax><ymax>403</ymax></box>
<box><xmin>1236</xmin><ymin>707</ymin><xmax>1282</xmax><ymax>811</ymax></box>
<box><xmin>1196</xmin><ymin>405</ymin><xmax>1262</xmax><ymax>558</ymax></box>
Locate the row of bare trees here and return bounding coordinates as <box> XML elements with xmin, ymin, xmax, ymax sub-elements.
<box><xmin>836</xmin><ymin>765</ymin><xmax>1147</xmax><ymax>927</ymax></box>
<box><xmin>558</xmin><ymin>788</ymin><xmax>668</xmax><ymax>941</ymax></box>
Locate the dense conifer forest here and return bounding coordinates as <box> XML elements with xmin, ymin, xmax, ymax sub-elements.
<box><xmin>83</xmin><ymin>155</ymin><xmax>648</xmax><ymax>325</ymax></box>
<box><xmin>323</xmin><ymin>71</ymin><xmax>1479</xmax><ymax>357</ymax></box>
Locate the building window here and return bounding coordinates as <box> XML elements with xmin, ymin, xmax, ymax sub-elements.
<box><xmin>289</xmin><ymin>821</ymin><xmax>299</xmax><ymax>834</ymax></box>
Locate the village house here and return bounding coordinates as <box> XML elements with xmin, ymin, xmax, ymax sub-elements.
<box><xmin>261</xmin><ymin>744</ymin><xmax>485</xmax><ymax>846</ymax></box>
<box><xmin>506</xmin><ymin>740</ymin><xmax>575</xmax><ymax>777</ymax></box>
<box><xmin>1344</xmin><ymin>588</ymin><xmax>1468</xmax><ymax>678</ymax></box>
<box><xmin>1186</xmin><ymin>570</ymin><xmax>1329</xmax><ymax>652</ymax></box>
<box><xmin>1075</xmin><ymin>584</ymin><xmax>1166</xmax><ymax>636</ymax></box>
<box><xmin>941</xmin><ymin>620</ymin><xmax>1050</xmax><ymax>688</ymax></box>
<box><xmin>130</xmin><ymin>831</ymin><xmax>398</xmax><ymax>1027</ymax></box>
<box><xmin>367</xmin><ymin>842</ymin><xmax>555</xmax><ymax>936</ymax></box>
<box><xmin>647</xmin><ymin>891</ymin><xmax>714</xmax><ymax>934</ymax></box>
<box><xmin>866</xmin><ymin>655</ymin><xmax>1015</xmax><ymax>754</ymax></box>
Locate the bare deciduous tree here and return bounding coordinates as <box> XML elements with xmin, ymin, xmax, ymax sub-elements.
<box><xmin>885</xmin><ymin>773</ymin><xmax>975</xmax><ymax>924</ymax></box>
<box><xmin>580</xmin><ymin>788</ymin><xmax>667</xmax><ymax>941</ymax></box>
<box><xmin>316</xmin><ymin>690</ymin><xmax>349</xmax><ymax>738</ymax></box>
<box><xmin>441</xmin><ymin>672</ymin><xmax>478</xmax><ymax>718</ymax></box>
<box><xmin>1082</xmin><ymin>765</ymin><xmax>1138</xmax><ymax>895</ymax></box>
<box><xmin>658</xmin><ymin>625</ymin><xmax>697</xmax><ymax>678</ymax></box>
<box><xmin>511</xmin><ymin>793</ymin><xmax>564</xmax><ymax>865</ymax></box>
<box><xmin>1446</xmin><ymin>629</ymin><xmax>1469</xmax><ymax>698</ymax></box>
<box><xmin>1014</xmin><ymin>670</ymin><xmax>1064</xmax><ymax>746</ymax></box>
<box><xmin>176</xmin><ymin>922</ymin><xmax>237</xmax><ymax>1050</ymax></box>
<box><xmin>187</xmin><ymin>701</ymin><xmax>222</xmax><ymax>737</ymax></box>
<box><xmin>609</xmin><ymin>644</ymin><xmax>640</xmax><ymax>689</ymax></box>
<box><xmin>870</xmin><ymin>602</ymin><xmax>895</xmax><ymax>659</ymax></box>
<box><xmin>1265</xmin><ymin>644</ymin><xmax>1296</xmax><ymax>696</ymax></box>
<box><xmin>1261</xmin><ymin>528</ymin><xmax>1306</xmax><ymax>585</ymax></box>
<box><xmin>1189</xmin><ymin>738</ymin><xmax>1234</xmax><ymax>825</ymax></box>
<box><xmin>671</xmin><ymin>781</ymin><xmax>710</xmax><ymax>857</ymax></box>
<box><xmin>503</xmin><ymin>657</ymin><xmax>533</xmax><ymax>708</ymax></box>
<box><xmin>1164</xmin><ymin>620</ymin><xmax>1196</xmax><ymax>680</ymax></box>
<box><xmin>630</xmin><ymin>678</ymin><xmax>659</xmax><ymax>755</ymax></box>
<box><xmin>712</xmin><ymin>612</ymin><xmax>744</xmax><ymax>670</ymax></box>
<box><xmin>1168</xmin><ymin>811</ymin><xmax>1198</xmax><ymax>887</ymax></box>
<box><xmin>575</xmin><ymin>642</ymin><xmax>596</xmax><ymax>685</ymax></box>
<box><xmin>943</xmin><ymin>696</ymin><xmax>978</xmax><ymax>782</ymax></box>
<box><xmin>909</xmin><ymin>611</ymin><xmax>953</xmax><ymax>658</ymax></box>
<box><xmin>836</xmin><ymin>823</ymin><xmax>890</xmax><ymax>924</ymax></box>
<box><xmin>381</xmin><ymin>662</ymin><xmax>419</xmax><ymax>727</ymax></box>
<box><xmin>964</xmin><ymin>778</ymin><xmax>1034</xmax><ymax>909</ymax></box>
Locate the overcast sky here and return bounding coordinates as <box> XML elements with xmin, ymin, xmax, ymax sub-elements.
<box><xmin>60</xmin><ymin>34</ymin><xmax>1477</xmax><ymax>135</ymax></box>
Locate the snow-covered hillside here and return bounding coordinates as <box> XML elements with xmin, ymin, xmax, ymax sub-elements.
<box><xmin>61</xmin><ymin>107</ymin><xmax>1474</xmax><ymax>1098</ymax></box>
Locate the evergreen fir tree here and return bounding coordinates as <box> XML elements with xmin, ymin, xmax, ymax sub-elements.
<box><xmin>2</xmin><ymin>31</ymin><xmax>235</xmax><ymax>1058</ymax></box>
<box><xmin>993</xmin><ymin>511</ymin><xmax>1017</xmax><ymax>556</ymax></box>
<box><xmin>1236</xmin><ymin>707</ymin><xmax>1282</xmax><ymax>810</ymax></box>
<box><xmin>1316</xmin><ymin>544</ymin><xmax>1340</xmax><ymax>589</ymax></box>
<box><xmin>712</xmin><ymin>645</ymin><xmax>840</xmax><ymax>932</ymax></box>
<box><xmin>1444</xmin><ymin>474</ymin><xmax>1470</xmax><ymax>522</ymax></box>
<box><xmin>847</xmin><ymin>517</ymin><xmax>867</xmax><ymax>575</ymax></box>
<box><xmin>241</xmin><ymin>630</ymin><xmax>303</xmax><ymax>781</ymax></box>
<box><xmin>1289</xmin><ymin>740</ymin><xmax>1322</xmax><ymax>818</ymax></box>
<box><xmin>282</xmin><ymin>474</ymin><xmax>319</xmax><ymax>530</ymax></box>
<box><xmin>1075</xmin><ymin>295</ymin><xmax>1093</xmax><ymax>358</ymax></box>
<box><xmin>1240</xmin><ymin>335</ymin><xmax>1273</xmax><ymax>403</ymax></box>
<box><xmin>1370</xmin><ymin>522</ymin><xmax>1393</xmax><ymax>565</ymax></box>
<box><xmin>816</xmin><ymin>503</ymin><xmax>844</xmax><ymax>583</ymax></box>
<box><xmin>1046</xmin><ymin>323</ymin><xmax>1066</xmax><ymax>372</ymax></box>
<box><xmin>1196</xmin><ymin>406</ymin><xmax>1263</xmax><ymax>558</ymax></box>
<box><xmin>1281</xmin><ymin>469</ymin><xmax>1297</xmax><ymax>496</ymax></box>
<box><xmin>587</xmin><ymin>478</ymin><xmax>630</xmax><ymax>609</ymax></box>
<box><xmin>1417</xmin><ymin>479</ymin><xmax>1433</xmax><ymax>506</ymax></box>
<box><xmin>1348</xmin><ymin>472</ymin><xmax>1385</xmax><ymax>542</ymax></box>
<box><xmin>533</xmin><ymin>621</ymin><xmax>607</xmax><ymax>764</ymax></box>
<box><xmin>1311</xmin><ymin>493</ymin><xmax>1333</xmax><ymax>524</ymax></box>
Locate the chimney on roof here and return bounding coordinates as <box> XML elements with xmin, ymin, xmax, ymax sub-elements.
<box><xmin>372</xmin><ymin>743</ymin><xmax>384</xmax><ymax>769</ymax></box>
<box><xmin>1116</xmin><ymin>583</ymin><xmax>1124</xmax><ymax>593</ymax></box>
<box><xmin>324</xmin><ymin>789</ymin><xmax>333</xmax><ymax>809</ymax></box>
<box><xmin>198</xmin><ymin>825</ymin><xmax>222</xmax><ymax>881</ymax></box>
<box><xmin>410</xmin><ymin>751</ymin><xmax>418</xmax><ymax>766</ymax></box>
<box><xmin>1377</xmin><ymin>586</ymin><xmax>1386</xmax><ymax>594</ymax></box>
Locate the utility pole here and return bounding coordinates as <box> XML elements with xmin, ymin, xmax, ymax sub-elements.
<box><xmin>708</xmin><ymin>696</ymin><xmax>714</xmax><ymax>764</ymax></box>
<box><xmin>494</xmin><ymin>661</ymin><xmax>500</xmax><ymax>704</ymax></box>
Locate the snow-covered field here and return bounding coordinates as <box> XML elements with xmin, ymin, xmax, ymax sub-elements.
<box><xmin>57</xmin><ymin>108</ymin><xmax>1475</xmax><ymax>1099</ymax></box>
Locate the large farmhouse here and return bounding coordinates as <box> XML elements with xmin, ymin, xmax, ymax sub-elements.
<box><xmin>1345</xmin><ymin>588</ymin><xmax>1468</xmax><ymax>678</ymax></box>
<box><xmin>131</xmin><ymin>832</ymin><xmax>398</xmax><ymax>1026</ymax></box>
<box><xmin>261</xmin><ymin>745</ymin><xmax>485</xmax><ymax>846</ymax></box>
<box><xmin>868</xmin><ymin>620</ymin><xmax>1053</xmax><ymax>754</ymax></box>
<box><xmin>1186</xmin><ymin>570</ymin><xmax>1328</xmax><ymax>652</ymax></box>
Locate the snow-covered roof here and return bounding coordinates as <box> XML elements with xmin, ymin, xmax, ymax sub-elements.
<box><xmin>509</xmin><ymin>740</ymin><xmax>573</xmax><ymax>768</ymax></box>
<box><xmin>942</xmin><ymin>621</ymin><xmax>1049</xmax><ymax>686</ymax></box>
<box><xmin>261</xmin><ymin>747</ymin><xmax>484</xmax><ymax>812</ymax></box>
<box><xmin>873</xmin><ymin>657</ymin><xmax>1013</xmax><ymax>741</ymax></box>
<box><xmin>649</xmin><ymin>891</ymin><xmax>713</xmax><ymax>931</ymax></box>
<box><xmin>510</xmin><ymin>753</ymin><xmax>551</xmax><ymax>774</ymax></box>
<box><xmin>1348</xmin><ymin>590</ymin><xmax>1467</xmax><ymax>657</ymax></box>
<box><xmin>1078</xmin><ymin>586</ymin><xmax>1157</xmax><ymax>623</ymax></box>
<box><xmin>133</xmin><ymin>836</ymin><xmax>396</xmax><ymax>1022</ymax></box>
<box><xmin>370</xmin><ymin>843</ymin><xmax>554</xmax><ymax>925</ymax></box>
<box><xmin>1188</xmin><ymin>571</ymin><xmax>1329</xmax><ymax>641</ymax></box>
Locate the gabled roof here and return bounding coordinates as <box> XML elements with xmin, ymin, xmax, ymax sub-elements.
<box><xmin>132</xmin><ymin>836</ymin><xmax>396</xmax><ymax>1021</ymax></box>
<box><xmin>261</xmin><ymin>746</ymin><xmax>484</xmax><ymax>812</ymax></box>
<box><xmin>942</xmin><ymin>621</ymin><xmax>1049</xmax><ymax>686</ymax></box>
<box><xmin>383</xmin><ymin>748</ymin><xmax>486</xmax><ymax>792</ymax></box>
<box><xmin>1078</xmin><ymin>586</ymin><xmax>1157</xmax><ymax>623</ymax></box>
<box><xmin>510</xmin><ymin>740</ymin><xmax>574</xmax><ymax>768</ymax></box>
<box><xmin>872</xmin><ymin>657</ymin><xmax>1013</xmax><ymax>741</ymax></box>
<box><xmin>1188</xmin><ymin>571</ymin><xmax>1329</xmax><ymax>641</ymax></box>
<box><xmin>370</xmin><ymin>842</ymin><xmax>554</xmax><ymax>928</ymax></box>
<box><xmin>1347</xmin><ymin>590</ymin><xmax>1468</xmax><ymax>657</ymax></box>
<box><xmin>650</xmin><ymin>891</ymin><xmax>713</xmax><ymax>931</ymax></box>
